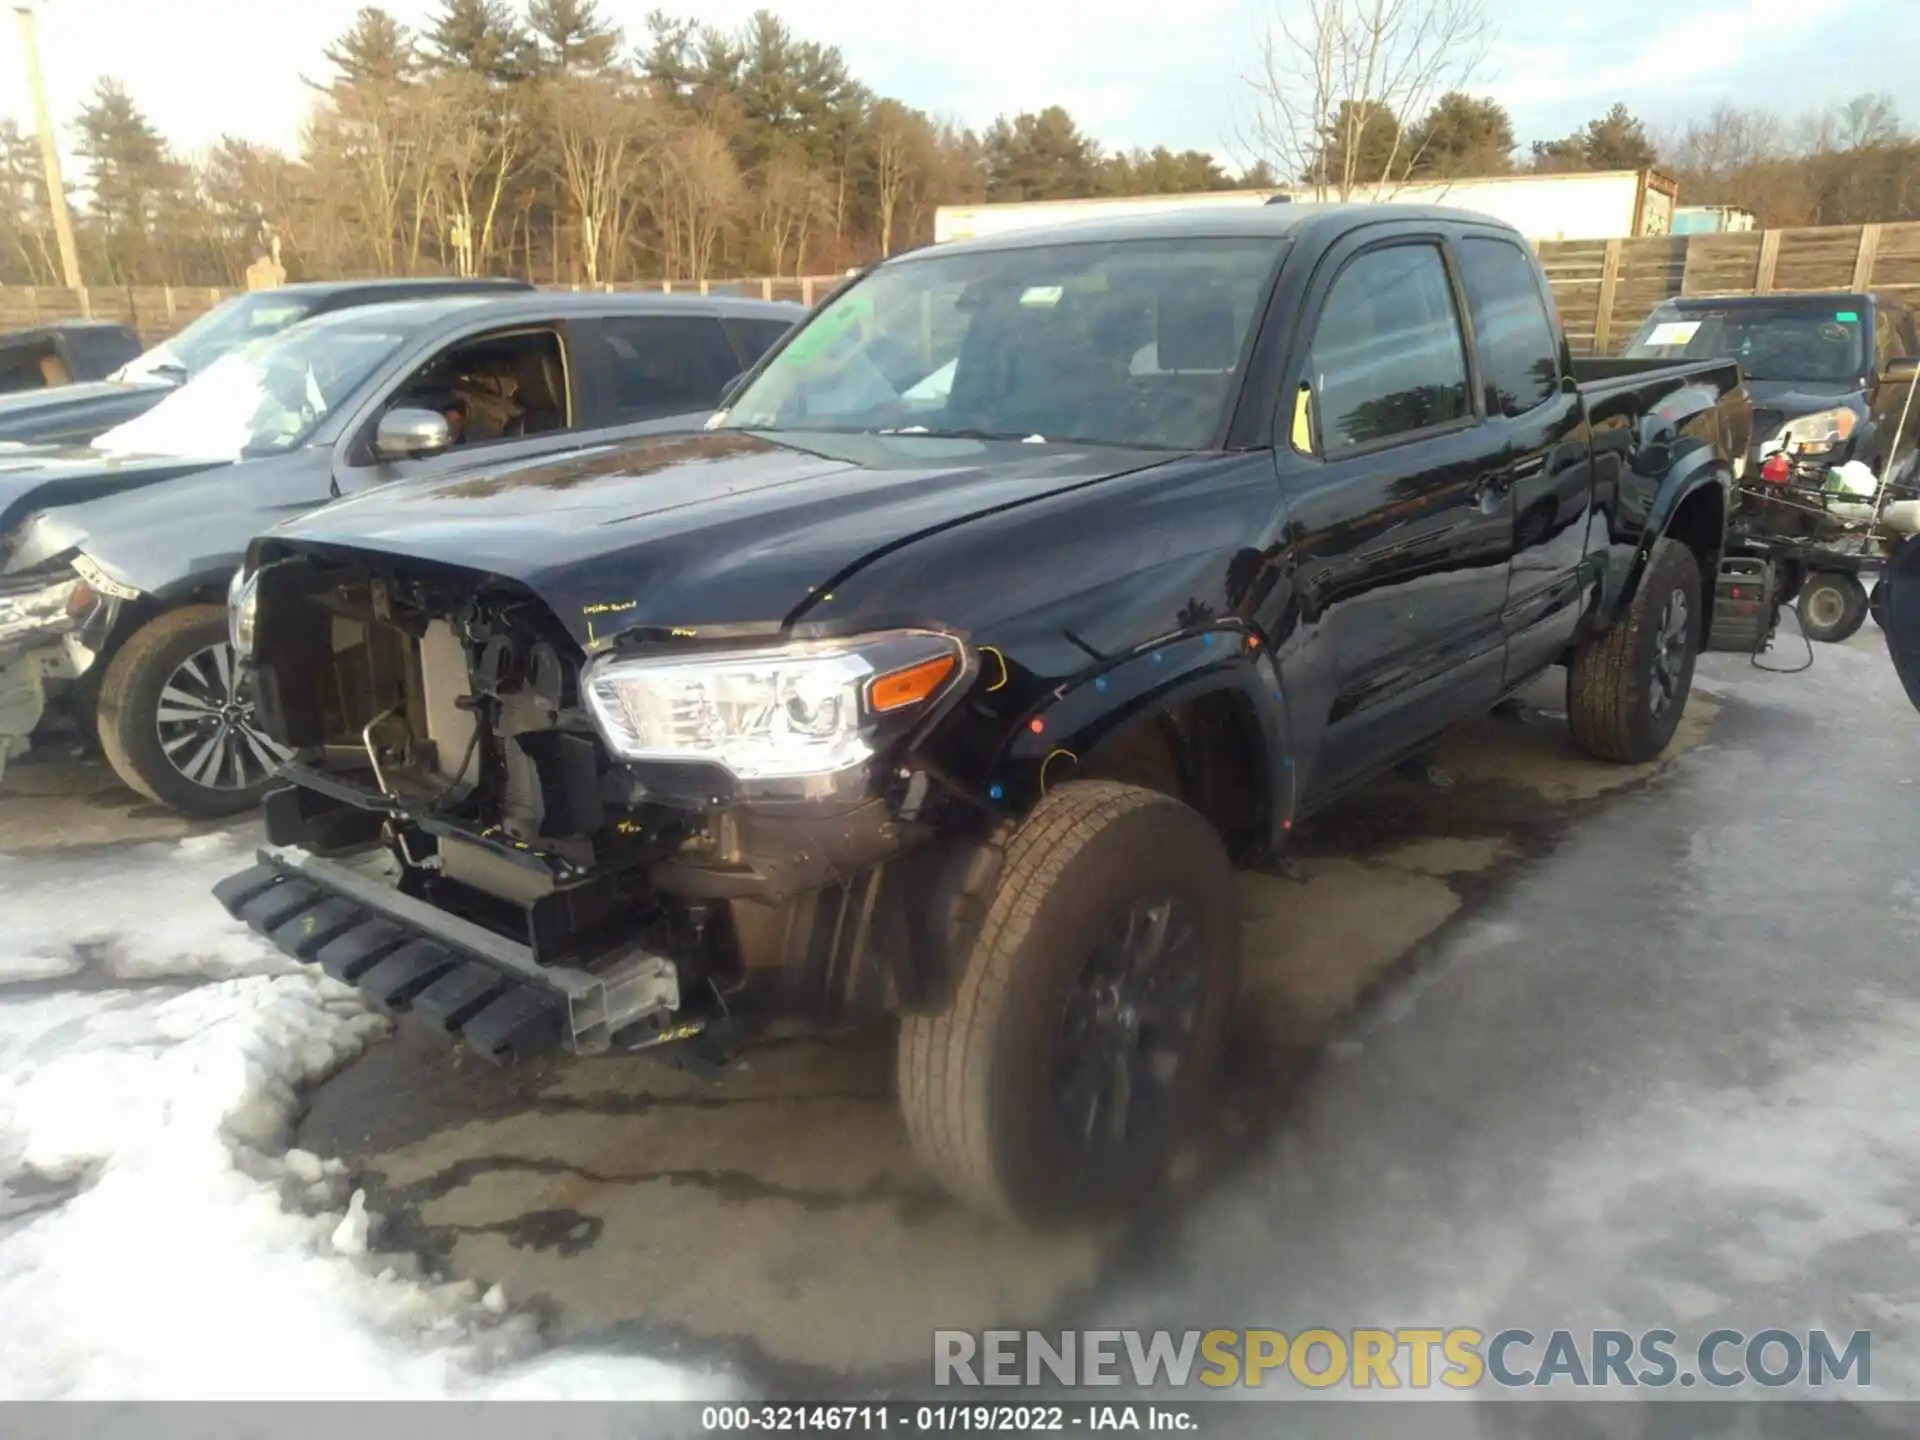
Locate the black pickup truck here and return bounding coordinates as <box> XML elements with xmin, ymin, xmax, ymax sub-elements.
<box><xmin>214</xmin><ymin>204</ymin><xmax>1749</xmax><ymax>1223</ymax></box>
<box><xmin>0</xmin><ymin>320</ymin><xmax>143</xmax><ymax>394</ymax></box>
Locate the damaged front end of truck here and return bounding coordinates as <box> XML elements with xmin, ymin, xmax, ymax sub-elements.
<box><xmin>213</xmin><ymin>544</ymin><xmax>985</xmax><ymax>1068</ymax></box>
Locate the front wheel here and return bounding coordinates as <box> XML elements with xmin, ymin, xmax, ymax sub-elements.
<box><xmin>95</xmin><ymin>604</ymin><xmax>292</xmax><ymax>817</ymax></box>
<box><xmin>897</xmin><ymin>780</ymin><xmax>1241</xmax><ymax>1225</ymax></box>
<box><xmin>1567</xmin><ymin>537</ymin><xmax>1702</xmax><ymax>764</ymax></box>
<box><xmin>1797</xmin><ymin>571</ymin><xmax>1868</xmax><ymax>643</ymax></box>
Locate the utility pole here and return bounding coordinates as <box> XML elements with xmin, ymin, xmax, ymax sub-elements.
<box><xmin>13</xmin><ymin>0</ymin><xmax>83</xmax><ymax>288</ymax></box>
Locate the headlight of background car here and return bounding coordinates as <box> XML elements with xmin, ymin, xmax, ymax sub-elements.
<box><xmin>1778</xmin><ymin>407</ymin><xmax>1857</xmax><ymax>454</ymax></box>
<box><xmin>227</xmin><ymin>566</ymin><xmax>259</xmax><ymax>657</ymax></box>
<box><xmin>582</xmin><ymin>630</ymin><xmax>965</xmax><ymax>785</ymax></box>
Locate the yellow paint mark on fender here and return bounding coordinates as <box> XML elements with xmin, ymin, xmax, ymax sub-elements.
<box><xmin>670</xmin><ymin>626</ymin><xmax>698</xmax><ymax>638</ymax></box>
<box><xmin>980</xmin><ymin>646</ymin><xmax>1010</xmax><ymax>693</ymax></box>
<box><xmin>581</xmin><ymin>600</ymin><xmax>639</xmax><ymax>617</ymax></box>
<box><xmin>1039</xmin><ymin>747</ymin><xmax>1078</xmax><ymax>794</ymax></box>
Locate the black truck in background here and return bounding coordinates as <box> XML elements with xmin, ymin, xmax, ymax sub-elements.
<box><xmin>1620</xmin><ymin>291</ymin><xmax>1920</xmax><ymax>643</ymax></box>
<box><xmin>216</xmin><ymin>204</ymin><xmax>1749</xmax><ymax>1224</ymax></box>
<box><xmin>0</xmin><ymin>321</ymin><xmax>143</xmax><ymax>394</ymax></box>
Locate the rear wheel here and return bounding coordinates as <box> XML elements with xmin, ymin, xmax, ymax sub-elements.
<box><xmin>1871</xmin><ymin>579</ymin><xmax>1887</xmax><ymax>631</ymax></box>
<box><xmin>96</xmin><ymin>604</ymin><xmax>291</xmax><ymax>817</ymax></box>
<box><xmin>897</xmin><ymin>780</ymin><xmax>1240</xmax><ymax>1224</ymax></box>
<box><xmin>1798</xmin><ymin>571</ymin><xmax>1868</xmax><ymax>643</ymax></box>
<box><xmin>1567</xmin><ymin>538</ymin><xmax>1701</xmax><ymax>764</ymax></box>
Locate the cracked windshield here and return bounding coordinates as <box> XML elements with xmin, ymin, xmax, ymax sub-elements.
<box><xmin>2</xmin><ymin>0</ymin><xmax>1918</xmax><ymax>1434</ymax></box>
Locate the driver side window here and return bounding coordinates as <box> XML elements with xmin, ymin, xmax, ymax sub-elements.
<box><xmin>375</xmin><ymin>327</ymin><xmax>571</xmax><ymax>458</ymax></box>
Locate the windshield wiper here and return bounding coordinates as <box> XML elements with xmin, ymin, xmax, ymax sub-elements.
<box><xmin>874</xmin><ymin>426</ymin><xmax>1048</xmax><ymax>443</ymax></box>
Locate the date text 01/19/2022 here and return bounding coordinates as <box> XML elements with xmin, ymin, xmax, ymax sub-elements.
<box><xmin>698</xmin><ymin>1405</ymin><xmax>1199</xmax><ymax>1432</ymax></box>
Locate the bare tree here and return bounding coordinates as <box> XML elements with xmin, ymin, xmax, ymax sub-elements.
<box><xmin>869</xmin><ymin>99</ymin><xmax>914</xmax><ymax>257</ymax></box>
<box><xmin>307</xmin><ymin>77</ymin><xmax>442</xmax><ymax>273</ymax></box>
<box><xmin>1662</xmin><ymin>103</ymin><xmax>1785</xmax><ymax>181</ymax></box>
<box><xmin>546</xmin><ymin>73</ymin><xmax>651</xmax><ymax>284</ymax></box>
<box><xmin>755</xmin><ymin>151</ymin><xmax>822</xmax><ymax>276</ymax></box>
<box><xmin>646</xmin><ymin>119</ymin><xmax>744</xmax><ymax>280</ymax></box>
<box><xmin>1240</xmin><ymin>0</ymin><xmax>1489</xmax><ymax>199</ymax></box>
<box><xmin>426</xmin><ymin>72</ymin><xmax>526</xmax><ymax>276</ymax></box>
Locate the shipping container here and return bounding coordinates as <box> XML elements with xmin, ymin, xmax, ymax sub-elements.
<box><xmin>1672</xmin><ymin>205</ymin><xmax>1758</xmax><ymax>235</ymax></box>
<box><xmin>933</xmin><ymin>169</ymin><xmax>1681</xmax><ymax>246</ymax></box>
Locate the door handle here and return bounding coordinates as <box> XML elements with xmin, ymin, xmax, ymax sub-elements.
<box><xmin>1510</xmin><ymin>456</ymin><xmax>1546</xmax><ymax>481</ymax></box>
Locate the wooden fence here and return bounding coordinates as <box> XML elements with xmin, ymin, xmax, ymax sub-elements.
<box><xmin>1538</xmin><ymin>221</ymin><xmax>1920</xmax><ymax>354</ymax></box>
<box><xmin>8</xmin><ymin>219</ymin><xmax>1920</xmax><ymax>352</ymax></box>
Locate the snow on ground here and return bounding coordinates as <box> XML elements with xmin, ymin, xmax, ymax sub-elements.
<box><xmin>0</xmin><ymin>829</ymin><xmax>734</xmax><ymax>1400</ymax></box>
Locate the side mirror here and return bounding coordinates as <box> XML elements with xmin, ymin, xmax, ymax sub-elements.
<box><xmin>1882</xmin><ymin>356</ymin><xmax>1919</xmax><ymax>385</ymax></box>
<box><xmin>373</xmin><ymin>407</ymin><xmax>453</xmax><ymax>461</ymax></box>
<box><xmin>717</xmin><ymin>372</ymin><xmax>746</xmax><ymax>408</ymax></box>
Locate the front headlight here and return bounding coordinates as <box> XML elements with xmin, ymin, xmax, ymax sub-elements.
<box><xmin>228</xmin><ymin>566</ymin><xmax>259</xmax><ymax>657</ymax></box>
<box><xmin>582</xmin><ymin>630</ymin><xmax>965</xmax><ymax>783</ymax></box>
<box><xmin>1778</xmin><ymin>407</ymin><xmax>1857</xmax><ymax>454</ymax></box>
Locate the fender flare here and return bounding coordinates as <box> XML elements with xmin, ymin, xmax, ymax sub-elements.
<box><xmin>1610</xmin><ymin>458</ymin><xmax>1732</xmax><ymax>627</ymax></box>
<box><xmin>980</xmin><ymin>625</ymin><xmax>1297</xmax><ymax>851</ymax></box>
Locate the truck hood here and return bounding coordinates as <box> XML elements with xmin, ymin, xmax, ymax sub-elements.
<box><xmin>0</xmin><ymin>379</ymin><xmax>171</xmax><ymax>446</ymax></box>
<box><xmin>266</xmin><ymin>429</ymin><xmax>1180</xmax><ymax>649</ymax></box>
<box><xmin>1745</xmin><ymin>381</ymin><xmax>1865</xmax><ymax>422</ymax></box>
<box><xmin>0</xmin><ymin>445</ymin><xmax>235</xmax><ymax>558</ymax></box>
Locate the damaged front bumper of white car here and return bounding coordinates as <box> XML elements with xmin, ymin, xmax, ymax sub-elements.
<box><xmin>0</xmin><ymin>564</ymin><xmax>108</xmax><ymax>780</ymax></box>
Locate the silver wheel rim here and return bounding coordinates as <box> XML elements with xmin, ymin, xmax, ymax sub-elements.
<box><xmin>1805</xmin><ymin>585</ymin><xmax>1845</xmax><ymax>631</ymax></box>
<box><xmin>154</xmin><ymin>642</ymin><xmax>291</xmax><ymax>791</ymax></box>
<box><xmin>1650</xmin><ymin>587</ymin><xmax>1690</xmax><ymax>718</ymax></box>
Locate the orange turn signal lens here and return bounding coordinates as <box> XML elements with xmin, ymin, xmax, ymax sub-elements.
<box><xmin>867</xmin><ymin>653</ymin><xmax>957</xmax><ymax>712</ymax></box>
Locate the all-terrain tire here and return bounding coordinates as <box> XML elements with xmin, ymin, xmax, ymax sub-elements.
<box><xmin>1871</xmin><ymin>579</ymin><xmax>1886</xmax><ymax>631</ymax></box>
<box><xmin>97</xmin><ymin>604</ymin><xmax>282</xmax><ymax>818</ymax></box>
<box><xmin>1797</xmin><ymin>571</ymin><xmax>1869</xmax><ymax>644</ymax></box>
<box><xmin>1567</xmin><ymin>538</ymin><xmax>1702</xmax><ymax>764</ymax></box>
<box><xmin>897</xmin><ymin>780</ymin><xmax>1240</xmax><ymax>1225</ymax></box>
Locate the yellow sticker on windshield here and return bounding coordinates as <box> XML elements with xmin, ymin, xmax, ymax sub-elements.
<box><xmin>1646</xmin><ymin>320</ymin><xmax>1702</xmax><ymax>346</ymax></box>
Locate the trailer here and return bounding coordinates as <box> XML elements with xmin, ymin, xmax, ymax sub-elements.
<box><xmin>1673</xmin><ymin>205</ymin><xmax>1758</xmax><ymax>235</ymax></box>
<box><xmin>933</xmin><ymin>169</ymin><xmax>1679</xmax><ymax>246</ymax></box>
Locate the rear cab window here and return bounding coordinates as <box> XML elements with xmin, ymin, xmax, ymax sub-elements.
<box><xmin>601</xmin><ymin>315</ymin><xmax>739</xmax><ymax>421</ymax></box>
<box><xmin>1456</xmin><ymin>238</ymin><xmax>1561</xmax><ymax>417</ymax></box>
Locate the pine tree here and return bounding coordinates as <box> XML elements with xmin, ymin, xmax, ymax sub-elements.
<box><xmin>526</xmin><ymin>0</ymin><xmax>623</xmax><ymax>75</ymax></box>
<box><xmin>75</xmin><ymin>79</ymin><xmax>188</xmax><ymax>281</ymax></box>
<box><xmin>424</xmin><ymin>0</ymin><xmax>535</xmax><ymax>82</ymax></box>
<box><xmin>321</xmin><ymin>7</ymin><xmax>418</xmax><ymax>88</ymax></box>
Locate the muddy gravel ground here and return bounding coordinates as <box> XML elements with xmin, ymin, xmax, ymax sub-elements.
<box><xmin>0</xmin><ymin>669</ymin><xmax>1725</xmax><ymax>1391</ymax></box>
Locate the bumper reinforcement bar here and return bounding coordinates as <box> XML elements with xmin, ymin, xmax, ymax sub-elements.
<box><xmin>213</xmin><ymin>845</ymin><xmax>680</xmax><ymax>1065</ymax></box>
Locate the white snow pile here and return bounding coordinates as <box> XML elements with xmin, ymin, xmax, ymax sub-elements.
<box><xmin>0</xmin><ymin>829</ymin><xmax>733</xmax><ymax>1400</ymax></box>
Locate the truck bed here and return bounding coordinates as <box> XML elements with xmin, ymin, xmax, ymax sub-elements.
<box><xmin>1569</xmin><ymin>355</ymin><xmax>1745</xmax><ymax>399</ymax></box>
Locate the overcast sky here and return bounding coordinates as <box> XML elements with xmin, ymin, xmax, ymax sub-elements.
<box><xmin>2</xmin><ymin>0</ymin><xmax>1914</xmax><ymax>177</ymax></box>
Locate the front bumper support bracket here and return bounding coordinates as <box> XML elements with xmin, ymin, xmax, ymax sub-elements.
<box><xmin>215</xmin><ymin>845</ymin><xmax>681</xmax><ymax>1065</ymax></box>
